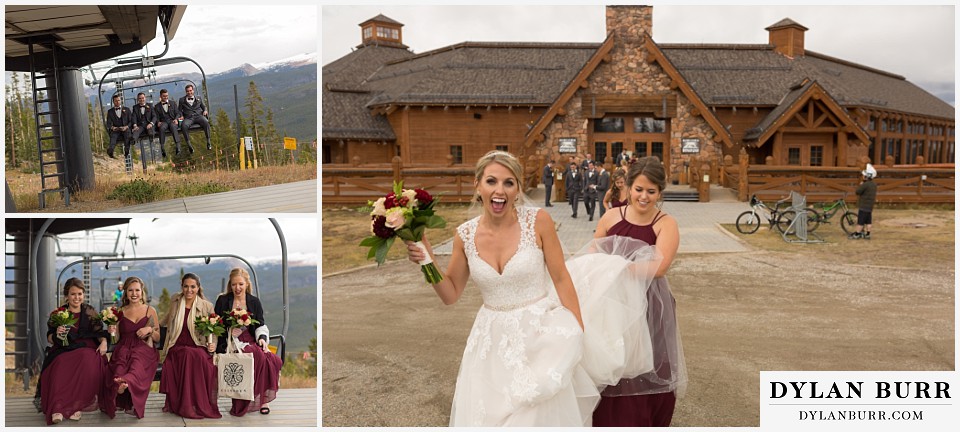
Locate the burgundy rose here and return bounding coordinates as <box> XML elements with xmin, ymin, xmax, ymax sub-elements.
<box><xmin>371</xmin><ymin>216</ymin><xmax>394</xmax><ymax>239</ymax></box>
<box><xmin>415</xmin><ymin>189</ymin><xmax>433</xmax><ymax>206</ymax></box>
<box><xmin>384</xmin><ymin>192</ymin><xmax>397</xmax><ymax>209</ymax></box>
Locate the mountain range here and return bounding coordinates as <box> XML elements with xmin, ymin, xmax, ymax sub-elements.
<box><xmin>52</xmin><ymin>259</ymin><xmax>317</xmax><ymax>355</ymax></box>
<box><xmin>89</xmin><ymin>53</ymin><xmax>318</xmax><ymax>142</ymax></box>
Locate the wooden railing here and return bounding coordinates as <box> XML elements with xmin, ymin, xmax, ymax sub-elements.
<box><xmin>738</xmin><ymin>165</ymin><xmax>954</xmax><ymax>204</ymax></box>
<box><xmin>322</xmin><ymin>159</ymin><xmax>475</xmax><ymax>205</ymax></box>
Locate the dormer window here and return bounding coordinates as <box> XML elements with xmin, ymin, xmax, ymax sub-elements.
<box><xmin>358</xmin><ymin>15</ymin><xmax>408</xmax><ymax>49</ymax></box>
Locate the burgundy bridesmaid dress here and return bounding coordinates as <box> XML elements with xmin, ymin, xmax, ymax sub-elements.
<box><xmin>108</xmin><ymin>315</ymin><xmax>160</xmax><ymax>418</ymax></box>
<box><xmin>39</xmin><ymin>312</ymin><xmax>114</xmax><ymax>425</ymax></box>
<box><xmin>593</xmin><ymin>208</ymin><xmax>678</xmax><ymax>427</ymax></box>
<box><xmin>228</xmin><ymin>330</ymin><xmax>283</xmax><ymax>416</ymax></box>
<box><xmin>159</xmin><ymin>308</ymin><xmax>222</xmax><ymax>419</ymax></box>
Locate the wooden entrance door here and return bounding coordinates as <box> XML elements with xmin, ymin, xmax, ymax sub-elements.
<box><xmin>592</xmin><ymin>115</ymin><xmax>670</xmax><ymax>168</ymax></box>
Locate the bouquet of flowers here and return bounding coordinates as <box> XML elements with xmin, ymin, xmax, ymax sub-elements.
<box><xmin>359</xmin><ymin>181</ymin><xmax>446</xmax><ymax>283</ymax></box>
<box><xmin>99</xmin><ymin>306</ymin><xmax>123</xmax><ymax>344</ymax></box>
<box><xmin>226</xmin><ymin>308</ymin><xmax>260</xmax><ymax>329</ymax></box>
<box><xmin>49</xmin><ymin>307</ymin><xmax>78</xmax><ymax>346</ymax></box>
<box><xmin>194</xmin><ymin>313</ymin><xmax>226</xmax><ymax>345</ymax></box>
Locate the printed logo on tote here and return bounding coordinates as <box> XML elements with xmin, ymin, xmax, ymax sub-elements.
<box><xmin>223</xmin><ymin>362</ymin><xmax>246</xmax><ymax>387</ymax></box>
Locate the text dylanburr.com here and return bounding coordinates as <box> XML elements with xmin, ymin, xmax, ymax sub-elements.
<box><xmin>760</xmin><ymin>371</ymin><xmax>957</xmax><ymax>431</ymax></box>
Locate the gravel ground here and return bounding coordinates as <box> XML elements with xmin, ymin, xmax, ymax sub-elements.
<box><xmin>322</xmin><ymin>213</ymin><xmax>955</xmax><ymax>427</ymax></box>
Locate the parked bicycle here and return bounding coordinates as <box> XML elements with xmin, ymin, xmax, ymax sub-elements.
<box><xmin>735</xmin><ymin>195</ymin><xmax>799</xmax><ymax>234</ymax></box>
<box><xmin>805</xmin><ymin>193</ymin><xmax>858</xmax><ymax>234</ymax></box>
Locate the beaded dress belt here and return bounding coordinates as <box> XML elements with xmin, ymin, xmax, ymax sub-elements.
<box><xmin>483</xmin><ymin>293</ymin><xmax>547</xmax><ymax>311</ymax></box>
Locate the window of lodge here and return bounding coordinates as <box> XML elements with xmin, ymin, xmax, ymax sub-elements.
<box><xmin>450</xmin><ymin>145</ymin><xmax>463</xmax><ymax>164</ymax></box>
<box><xmin>810</xmin><ymin>145</ymin><xmax>823</xmax><ymax>166</ymax></box>
<box><xmin>595</xmin><ymin>117</ymin><xmax>625</xmax><ymax>133</ymax></box>
<box><xmin>594</xmin><ymin>143</ymin><xmax>607</xmax><ymax>165</ymax></box>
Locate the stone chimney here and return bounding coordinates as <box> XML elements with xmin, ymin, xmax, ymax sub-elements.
<box><xmin>766</xmin><ymin>18</ymin><xmax>808</xmax><ymax>58</ymax></box>
<box><xmin>358</xmin><ymin>14</ymin><xmax>408</xmax><ymax>49</ymax></box>
<box><xmin>606</xmin><ymin>5</ymin><xmax>653</xmax><ymax>41</ymax></box>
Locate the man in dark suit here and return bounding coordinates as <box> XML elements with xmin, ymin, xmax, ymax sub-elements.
<box><xmin>597</xmin><ymin>165</ymin><xmax>611</xmax><ymax>218</ymax></box>
<box><xmin>178</xmin><ymin>84</ymin><xmax>212</xmax><ymax>152</ymax></box>
<box><xmin>581</xmin><ymin>153</ymin><xmax>594</xmax><ymax>171</ymax></box>
<box><xmin>154</xmin><ymin>88</ymin><xmax>182</xmax><ymax>157</ymax></box>
<box><xmin>565</xmin><ymin>162</ymin><xmax>583</xmax><ymax>218</ymax></box>
<box><xmin>104</xmin><ymin>93</ymin><xmax>132</xmax><ymax>158</ymax></box>
<box><xmin>583</xmin><ymin>162</ymin><xmax>599</xmax><ymax>221</ymax></box>
<box><xmin>542</xmin><ymin>160</ymin><xmax>555</xmax><ymax>207</ymax></box>
<box><xmin>130</xmin><ymin>92</ymin><xmax>156</xmax><ymax>149</ymax></box>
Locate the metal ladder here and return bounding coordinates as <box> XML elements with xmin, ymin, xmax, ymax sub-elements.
<box><xmin>4</xmin><ymin>234</ymin><xmax>33</xmax><ymax>390</ymax></box>
<box><xmin>28</xmin><ymin>41</ymin><xmax>70</xmax><ymax>209</ymax></box>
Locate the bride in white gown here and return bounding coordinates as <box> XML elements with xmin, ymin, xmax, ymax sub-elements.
<box><xmin>406</xmin><ymin>151</ymin><xmax>663</xmax><ymax>426</ymax></box>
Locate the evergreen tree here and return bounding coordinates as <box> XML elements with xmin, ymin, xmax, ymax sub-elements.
<box><xmin>157</xmin><ymin>287</ymin><xmax>171</xmax><ymax>319</ymax></box>
<box><xmin>212</xmin><ymin>108</ymin><xmax>235</xmax><ymax>168</ymax></box>
<box><xmin>245</xmin><ymin>81</ymin><xmax>266</xmax><ymax>165</ymax></box>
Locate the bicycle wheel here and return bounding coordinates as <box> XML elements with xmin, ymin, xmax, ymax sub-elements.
<box><xmin>805</xmin><ymin>208</ymin><xmax>822</xmax><ymax>233</ymax></box>
<box><xmin>736</xmin><ymin>211</ymin><xmax>761</xmax><ymax>234</ymax></box>
<box><xmin>840</xmin><ymin>211</ymin><xmax>858</xmax><ymax>234</ymax></box>
<box><xmin>776</xmin><ymin>210</ymin><xmax>797</xmax><ymax>234</ymax></box>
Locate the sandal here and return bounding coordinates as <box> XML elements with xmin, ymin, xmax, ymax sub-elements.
<box><xmin>259</xmin><ymin>406</ymin><xmax>271</xmax><ymax>415</ymax></box>
<box><xmin>51</xmin><ymin>413</ymin><xmax>63</xmax><ymax>424</ymax></box>
<box><xmin>69</xmin><ymin>412</ymin><xmax>82</xmax><ymax>421</ymax></box>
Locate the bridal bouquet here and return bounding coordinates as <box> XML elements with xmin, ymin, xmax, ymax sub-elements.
<box><xmin>195</xmin><ymin>313</ymin><xmax>226</xmax><ymax>345</ymax></box>
<box><xmin>49</xmin><ymin>307</ymin><xmax>78</xmax><ymax>346</ymax></box>
<box><xmin>99</xmin><ymin>306</ymin><xmax>123</xmax><ymax>343</ymax></box>
<box><xmin>359</xmin><ymin>181</ymin><xmax>446</xmax><ymax>283</ymax></box>
<box><xmin>226</xmin><ymin>308</ymin><xmax>259</xmax><ymax>329</ymax></box>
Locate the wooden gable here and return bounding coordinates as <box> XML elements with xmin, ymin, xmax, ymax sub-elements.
<box><xmin>752</xmin><ymin>80</ymin><xmax>870</xmax><ymax>147</ymax></box>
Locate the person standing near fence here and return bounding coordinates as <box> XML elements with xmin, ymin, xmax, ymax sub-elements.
<box><xmin>849</xmin><ymin>164</ymin><xmax>877</xmax><ymax>240</ymax></box>
<box><xmin>565</xmin><ymin>162</ymin><xmax>584</xmax><ymax>218</ymax></box>
<box><xmin>543</xmin><ymin>160</ymin><xmax>555</xmax><ymax>207</ymax></box>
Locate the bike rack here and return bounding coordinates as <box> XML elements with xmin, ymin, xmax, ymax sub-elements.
<box><xmin>781</xmin><ymin>191</ymin><xmax>824</xmax><ymax>244</ymax></box>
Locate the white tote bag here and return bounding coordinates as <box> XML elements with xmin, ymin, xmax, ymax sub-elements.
<box><xmin>216</xmin><ymin>335</ymin><xmax>255</xmax><ymax>400</ymax></box>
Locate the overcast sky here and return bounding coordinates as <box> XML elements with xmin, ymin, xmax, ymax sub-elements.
<box><xmin>322</xmin><ymin>4</ymin><xmax>955</xmax><ymax>105</ymax></box>
<box><xmin>55</xmin><ymin>218</ymin><xmax>318</xmax><ymax>266</ymax></box>
<box><xmin>98</xmin><ymin>4</ymin><xmax>317</xmax><ymax>76</ymax></box>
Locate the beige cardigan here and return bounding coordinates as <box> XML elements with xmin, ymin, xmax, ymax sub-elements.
<box><xmin>160</xmin><ymin>295</ymin><xmax>215</xmax><ymax>363</ymax></box>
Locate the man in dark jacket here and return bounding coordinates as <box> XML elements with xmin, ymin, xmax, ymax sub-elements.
<box><xmin>154</xmin><ymin>89</ymin><xmax>182</xmax><ymax>157</ymax></box>
<box><xmin>850</xmin><ymin>164</ymin><xmax>878</xmax><ymax>239</ymax></box>
<box><xmin>178</xmin><ymin>84</ymin><xmax>212</xmax><ymax>152</ymax></box>
<box><xmin>130</xmin><ymin>92</ymin><xmax>156</xmax><ymax>147</ymax></box>
<box><xmin>596</xmin><ymin>165</ymin><xmax>611</xmax><ymax>218</ymax></box>
<box><xmin>583</xmin><ymin>162</ymin><xmax>599</xmax><ymax>221</ymax></box>
<box><xmin>542</xmin><ymin>160</ymin><xmax>555</xmax><ymax>207</ymax></box>
<box><xmin>565</xmin><ymin>162</ymin><xmax>583</xmax><ymax>218</ymax></box>
<box><xmin>104</xmin><ymin>94</ymin><xmax>132</xmax><ymax>158</ymax></box>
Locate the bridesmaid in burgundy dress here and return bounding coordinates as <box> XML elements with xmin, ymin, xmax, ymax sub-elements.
<box><xmin>106</xmin><ymin>277</ymin><xmax>161</xmax><ymax>418</ymax></box>
<box><xmin>602</xmin><ymin>170</ymin><xmax>630</xmax><ymax>211</ymax></box>
<box><xmin>35</xmin><ymin>278</ymin><xmax>114</xmax><ymax>424</ymax></box>
<box><xmin>591</xmin><ymin>156</ymin><xmax>686</xmax><ymax>427</ymax></box>
<box><xmin>214</xmin><ymin>267</ymin><xmax>283</xmax><ymax>416</ymax></box>
<box><xmin>159</xmin><ymin>273</ymin><xmax>221</xmax><ymax>419</ymax></box>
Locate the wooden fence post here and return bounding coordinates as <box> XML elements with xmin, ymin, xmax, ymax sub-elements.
<box><xmin>392</xmin><ymin>156</ymin><xmax>402</xmax><ymax>185</ymax></box>
<box><xmin>699</xmin><ymin>163</ymin><xmax>711</xmax><ymax>202</ymax></box>
<box><xmin>738</xmin><ymin>148</ymin><xmax>749</xmax><ymax>202</ymax></box>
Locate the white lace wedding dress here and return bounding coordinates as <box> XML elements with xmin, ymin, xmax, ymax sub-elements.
<box><xmin>451</xmin><ymin>206</ymin><xmax>599</xmax><ymax>426</ymax></box>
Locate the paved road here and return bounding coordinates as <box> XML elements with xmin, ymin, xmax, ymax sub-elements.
<box><xmin>436</xmin><ymin>184</ymin><xmax>752</xmax><ymax>255</ymax></box>
<box><xmin>106</xmin><ymin>179</ymin><xmax>317</xmax><ymax>213</ymax></box>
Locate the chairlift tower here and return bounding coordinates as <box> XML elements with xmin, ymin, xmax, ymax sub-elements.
<box><xmin>55</xmin><ymin>228</ymin><xmax>124</xmax><ymax>298</ymax></box>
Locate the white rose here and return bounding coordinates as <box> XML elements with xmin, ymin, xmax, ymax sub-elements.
<box><xmin>371</xmin><ymin>197</ymin><xmax>387</xmax><ymax>216</ymax></box>
<box><xmin>384</xmin><ymin>207</ymin><xmax>408</xmax><ymax>229</ymax></box>
<box><xmin>401</xmin><ymin>189</ymin><xmax>418</xmax><ymax>207</ymax></box>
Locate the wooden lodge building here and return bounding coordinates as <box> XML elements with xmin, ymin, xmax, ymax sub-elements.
<box><xmin>323</xmin><ymin>6</ymin><xmax>954</xmax><ymax>202</ymax></box>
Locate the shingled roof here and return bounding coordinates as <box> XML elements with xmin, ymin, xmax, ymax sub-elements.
<box><xmin>323</xmin><ymin>17</ymin><xmax>953</xmax><ymax>143</ymax></box>
<box><xmin>322</xmin><ymin>44</ymin><xmax>413</xmax><ymax>140</ymax></box>
<box><xmin>363</xmin><ymin>42</ymin><xmax>599</xmax><ymax>107</ymax></box>
<box><xmin>661</xmin><ymin>44</ymin><xmax>954</xmax><ymax>120</ymax></box>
